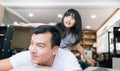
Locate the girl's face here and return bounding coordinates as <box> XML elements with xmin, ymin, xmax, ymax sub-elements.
<box><xmin>63</xmin><ymin>15</ymin><xmax>76</xmax><ymax>28</ymax></box>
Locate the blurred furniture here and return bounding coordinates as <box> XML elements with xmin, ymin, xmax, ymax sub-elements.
<box><xmin>113</xmin><ymin>27</ymin><xmax>120</xmax><ymax>57</ymax></box>
<box><xmin>84</xmin><ymin>67</ymin><xmax>120</xmax><ymax>71</ymax></box>
<box><xmin>112</xmin><ymin>27</ymin><xmax>120</xmax><ymax>70</ymax></box>
<box><xmin>80</xmin><ymin>62</ymin><xmax>91</xmax><ymax>70</ymax></box>
<box><xmin>82</xmin><ymin>30</ymin><xmax>96</xmax><ymax>49</ymax></box>
<box><xmin>0</xmin><ymin>26</ymin><xmax>13</xmax><ymax>59</ymax></box>
<box><xmin>11</xmin><ymin>27</ymin><xmax>32</xmax><ymax>53</ymax></box>
<box><xmin>97</xmin><ymin>53</ymin><xmax>112</xmax><ymax>68</ymax></box>
<box><xmin>112</xmin><ymin>57</ymin><xmax>120</xmax><ymax>70</ymax></box>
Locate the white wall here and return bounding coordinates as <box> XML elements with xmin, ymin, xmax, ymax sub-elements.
<box><xmin>97</xmin><ymin>9</ymin><xmax>120</xmax><ymax>53</ymax></box>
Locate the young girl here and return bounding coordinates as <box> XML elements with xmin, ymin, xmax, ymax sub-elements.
<box><xmin>21</xmin><ymin>9</ymin><xmax>95</xmax><ymax>66</ymax></box>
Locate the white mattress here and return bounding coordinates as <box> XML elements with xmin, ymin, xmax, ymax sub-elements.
<box><xmin>10</xmin><ymin>65</ymin><xmax>56</xmax><ymax>71</ymax></box>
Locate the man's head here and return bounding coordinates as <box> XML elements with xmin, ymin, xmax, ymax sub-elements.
<box><xmin>29</xmin><ymin>25</ymin><xmax>61</xmax><ymax>66</ymax></box>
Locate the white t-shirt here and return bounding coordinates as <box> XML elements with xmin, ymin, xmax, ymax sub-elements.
<box><xmin>10</xmin><ymin>48</ymin><xmax>82</xmax><ymax>71</ymax></box>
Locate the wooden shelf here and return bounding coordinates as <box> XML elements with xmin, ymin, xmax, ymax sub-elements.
<box><xmin>82</xmin><ymin>30</ymin><xmax>96</xmax><ymax>49</ymax></box>
<box><xmin>83</xmin><ymin>38</ymin><xmax>96</xmax><ymax>40</ymax></box>
<box><xmin>71</xmin><ymin>50</ymin><xmax>79</xmax><ymax>54</ymax></box>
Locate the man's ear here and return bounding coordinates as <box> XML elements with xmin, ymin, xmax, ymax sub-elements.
<box><xmin>52</xmin><ymin>46</ymin><xmax>58</xmax><ymax>55</ymax></box>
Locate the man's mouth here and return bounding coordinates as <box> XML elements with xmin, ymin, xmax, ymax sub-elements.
<box><xmin>32</xmin><ymin>55</ymin><xmax>38</xmax><ymax>60</ymax></box>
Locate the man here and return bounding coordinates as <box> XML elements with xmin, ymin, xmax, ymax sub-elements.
<box><xmin>0</xmin><ymin>25</ymin><xmax>82</xmax><ymax>71</ymax></box>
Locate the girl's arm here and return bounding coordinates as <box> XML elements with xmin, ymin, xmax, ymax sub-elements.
<box><xmin>75</xmin><ymin>43</ymin><xmax>95</xmax><ymax>66</ymax></box>
<box><xmin>20</xmin><ymin>23</ymin><xmax>47</xmax><ymax>28</ymax></box>
<box><xmin>20</xmin><ymin>23</ymin><xmax>57</xmax><ymax>28</ymax></box>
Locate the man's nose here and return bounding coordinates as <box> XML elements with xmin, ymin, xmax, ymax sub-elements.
<box><xmin>31</xmin><ymin>45</ymin><xmax>37</xmax><ymax>53</ymax></box>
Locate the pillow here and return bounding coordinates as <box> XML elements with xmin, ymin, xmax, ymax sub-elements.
<box><xmin>10</xmin><ymin>65</ymin><xmax>56</xmax><ymax>71</ymax></box>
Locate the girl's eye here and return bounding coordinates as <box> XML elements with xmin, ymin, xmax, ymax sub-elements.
<box><xmin>72</xmin><ymin>17</ymin><xmax>75</xmax><ymax>20</ymax></box>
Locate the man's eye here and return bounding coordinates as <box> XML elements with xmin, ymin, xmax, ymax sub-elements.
<box><xmin>38</xmin><ymin>45</ymin><xmax>44</xmax><ymax>48</ymax></box>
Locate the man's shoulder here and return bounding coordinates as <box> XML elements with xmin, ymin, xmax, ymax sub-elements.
<box><xmin>16</xmin><ymin>51</ymin><xmax>30</xmax><ymax>55</ymax></box>
<box><xmin>10</xmin><ymin>51</ymin><xmax>30</xmax><ymax>59</ymax></box>
<box><xmin>58</xmin><ymin>48</ymin><xmax>71</xmax><ymax>53</ymax></box>
<box><xmin>20</xmin><ymin>51</ymin><xmax>30</xmax><ymax>53</ymax></box>
<box><xmin>53</xmin><ymin>48</ymin><xmax>81</xmax><ymax>70</ymax></box>
<box><xmin>57</xmin><ymin>48</ymin><xmax>75</xmax><ymax>58</ymax></box>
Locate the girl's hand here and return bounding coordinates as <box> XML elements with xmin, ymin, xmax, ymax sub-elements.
<box><xmin>87</xmin><ymin>58</ymin><xmax>96</xmax><ymax>66</ymax></box>
<box><xmin>20</xmin><ymin>23</ymin><xmax>45</xmax><ymax>28</ymax></box>
<box><xmin>20</xmin><ymin>22</ymin><xmax>30</xmax><ymax>27</ymax></box>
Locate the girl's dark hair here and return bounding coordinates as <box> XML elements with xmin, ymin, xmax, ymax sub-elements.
<box><xmin>32</xmin><ymin>25</ymin><xmax>61</xmax><ymax>48</ymax></box>
<box><xmin>56</xmin><ymin>9</ymin><xmax>82</xmax><ymax>45</ymax></box>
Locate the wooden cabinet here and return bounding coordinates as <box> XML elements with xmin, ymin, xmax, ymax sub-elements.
<box><xmin>0</xmin><ymin>27</ymin><xmax>6</xmax><ymax>50</ymax></box>
<box><xmin>11</xmin><ymin>27</ymin><xmax>32</xmax><ymax>53</ymax></box>
<box><xmin>81</xmin><ymin>30</ymin><xmax>96</xmax><ymax>49</ymax></box>
<box><xmin>0</xmin><ymin>5</ymin><xmax>5</xmax><ymax>24</ymax></box>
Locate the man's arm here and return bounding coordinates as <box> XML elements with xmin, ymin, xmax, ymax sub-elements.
<box><xmin>0</xmin><ymin>58</ymin><xmax>13</xmax><ymax>71</ymax></box>
<box><xmin>20</xmin><ymin>23</ymin><xmax>57</xmax><ymax>28</ymax></box>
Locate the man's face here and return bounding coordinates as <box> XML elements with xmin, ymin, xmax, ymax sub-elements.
<box><xmin>29</xmin><ymin>32</ymin><xmax>57</xmax><ymax>66</ymax></box>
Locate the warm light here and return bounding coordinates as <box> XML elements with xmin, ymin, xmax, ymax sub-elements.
<box><xmin>118</xmin><ymin>28</ymin><xmax>120</xmax><ymax>31</ymax></box>
<box><xmin>57</xmin><ymin>14</ymin><xmax>63</xmax><ymax>18</ymax></box>
<box><xmin>91</xmin><ymin>14</ymin><xmax>96</xmax><ymax>19</ymax></box>
<box><xmin>86</xmin><ymin>26</ymin><xmax>91</xmax><ymax>29</ymax></box>
<box><xmin>28</xmin><ymin>13</ymin><xmax>34</xmax><ymax>17</ymax></box>
<box><xmin>13</xmin><ymin>22</ymin><xmax>20</xmax><ymax>26</ymax></box>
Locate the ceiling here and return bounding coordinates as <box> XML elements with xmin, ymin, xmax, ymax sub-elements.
<box><xmin>0</xmin><ymin>0</ymin><xmax>120</xmax><ymax>31</ymax></box>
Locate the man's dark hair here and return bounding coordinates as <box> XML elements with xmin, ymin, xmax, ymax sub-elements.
<box><xmin>32</xmin><ymin>25</ymin><xmax>61</xmax><ymax>48</ymax></box>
